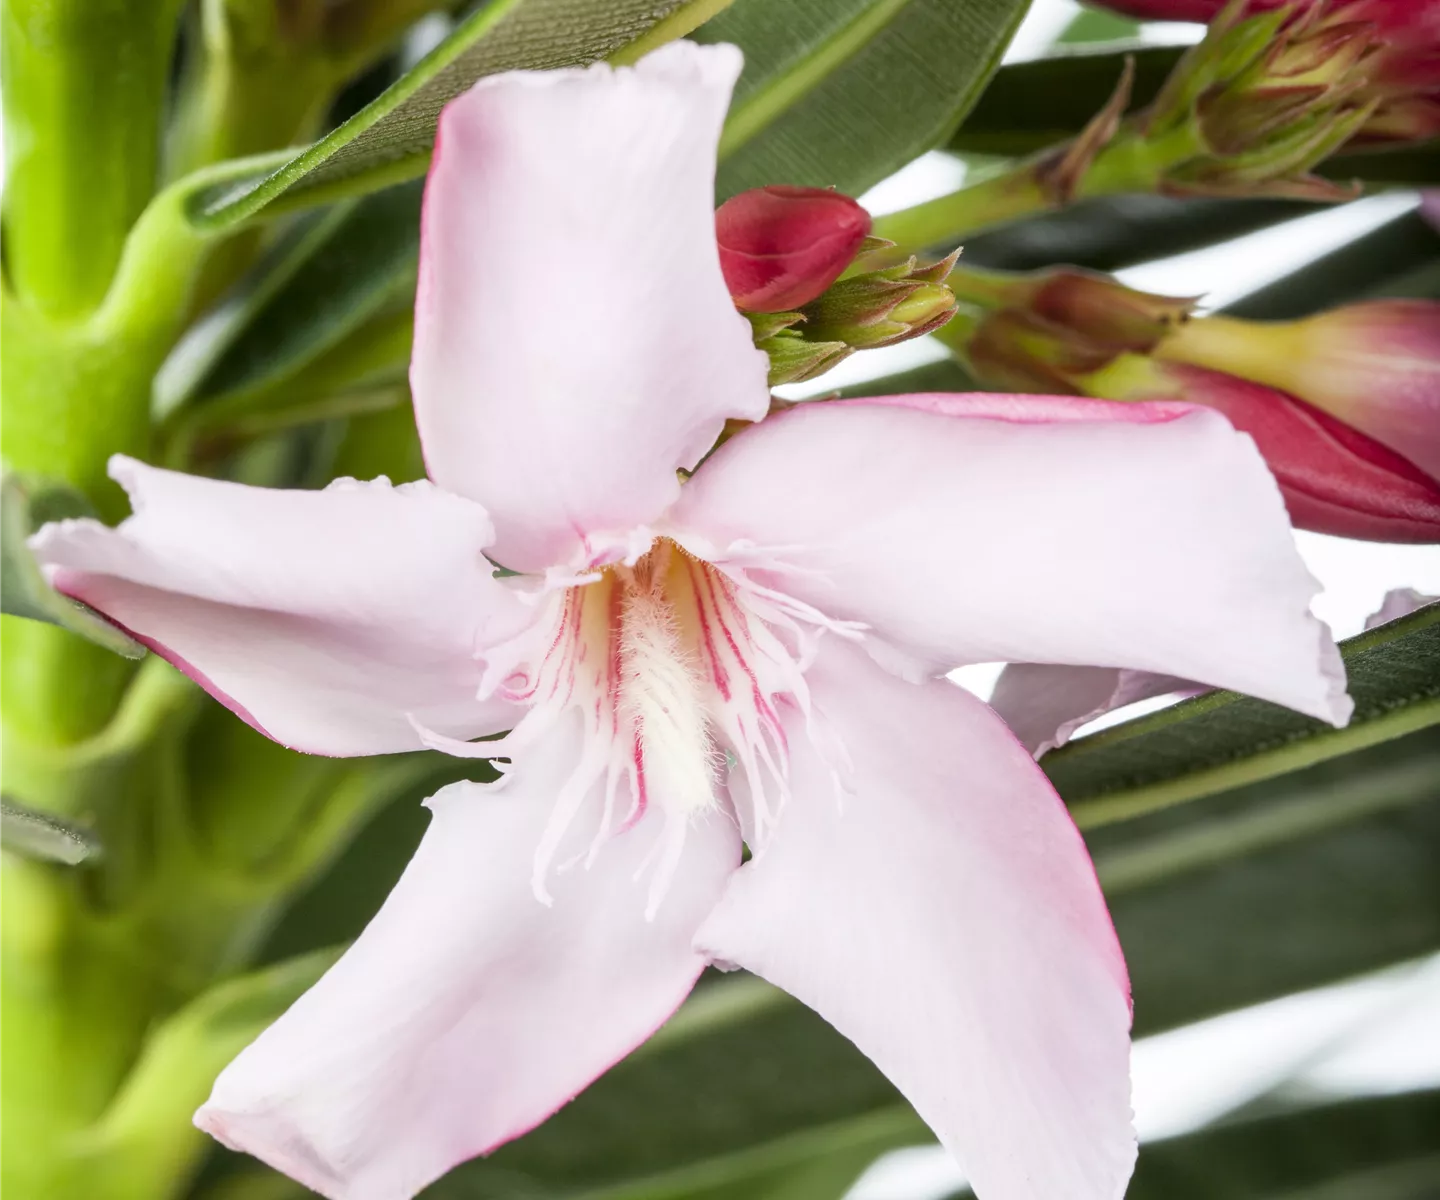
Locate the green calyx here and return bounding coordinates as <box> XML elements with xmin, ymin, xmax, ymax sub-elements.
<box><xmin>749</xmin><ymin>245</ymin><xmax>961</xmax><ymax>386</ymax></box>
<box><xmin>935</xmin><ymin>264</ymin><xmax>1197</xmax><ymax>394</ymax></box>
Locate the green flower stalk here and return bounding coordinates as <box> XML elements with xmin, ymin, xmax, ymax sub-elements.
<box><xmin>874</xmin><ymin>0</ymin><xmax>1385</xmax><ymax>249</ymax></box>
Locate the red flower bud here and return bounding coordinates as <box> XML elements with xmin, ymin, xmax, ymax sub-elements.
<box><xmin>715</xmin><ymin>186</ymin><xmax>871</xmax><ymax>313</ymax></box>
<box><xmin>1096</xmin><ymin>358</ymin><xmax>1440</xmax><ymax>543</ymax></box>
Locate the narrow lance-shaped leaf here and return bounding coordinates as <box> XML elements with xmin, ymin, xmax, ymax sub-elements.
<box><xmin>949</xmin><ymin>1089</ymin><xmax>1440</xmax><ymax>1200</ymax></box>
<box><xmin>699</xmin><ymin>0</ymin><xmax>1032</xmax><ymax>201</ymax></box>
<box><xmin>182</xmin><ymin>0</ymin><xmax>733</xmax><ymax>231</ymax></box>
<box><xmin>1047</xmin><ymin>604</ymin><xmax>1440</xmax><ymax>823</ymax></box>
<box><xmin>155</xmin><ymin>181</ymin><xmax>423</xmax><ymax>418</ymax></box>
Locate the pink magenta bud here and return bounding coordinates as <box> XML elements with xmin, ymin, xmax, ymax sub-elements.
<box><xmin>1091</xmin><ymin>357</ymin><xmax>1440</xmax><ymax>543</ymax></box>
<box><xmin>715</xmin><ymin>186</ymin><xmax>872</xmax><ymax>313</ymax></box>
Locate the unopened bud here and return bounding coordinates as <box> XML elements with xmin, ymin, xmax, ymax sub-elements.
<box><xmin>716</xmin><ymin>186</ymin><xmax>872</xmax><ymax>313</ymax></box>
<box><xmin>801</xmin><ymin>250</ymin><xmax>960</xmax><ymax>350</ymax></box>
<box><xmin>1028</xmin><ymin>268</ymin><xmax>1197</xmax><ymax>351</ymax></box>
<box><xmin>938</xmin><ymin>267</ymin><xmax>1195</xmax><ymax>388</ymax></box>
<box><xmin>1090</xmin><ymin>0</ymin><xmax>1440</xmax><ymax>146</ymax></box>
<box><xmin>1156</xmin><ymin>300</ymin><xmax>1440</xmax><ymax>481</ymax></box>
<box><xmin>1083</xmin><ymin>355</ymin><xmax>1440</xmax><ymax>543</ymax></box>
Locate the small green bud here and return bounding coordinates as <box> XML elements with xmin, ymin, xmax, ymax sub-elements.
<box><xmin>747</xmin><ymin>249</ymin><xmax>959</xmax><ymax>385</ymax></box>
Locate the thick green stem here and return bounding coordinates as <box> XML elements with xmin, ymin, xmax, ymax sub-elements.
<box><xmin>870</xmin><ymin>166</ymin><xmax>1051</xmax><ymax>249</ymax></box>
<box><xmin>2</xmin><ymin>0</ymin><xmax>185</xmax><ymax>319</ymax></box>
<box><xmin>871</xmin><ymin>121</ymin><xmax>1207</xmax><ymax>250</ymax></box>
<box><xmin>1</xmin><ymin>164</ymin><xmax>230</xmax><ymax>744</ymax></box>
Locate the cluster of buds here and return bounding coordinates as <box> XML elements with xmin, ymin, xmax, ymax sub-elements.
<box><xmin>1027</xmin><ymin>0</ymin><xmax>1440</xmax><ymax>208</ymax></box>
<box><xmin>938</xmin><ymin>265</ymin><xmax>1440</xmax><ymax>542</ymax></box>
<box><xmin>1091</xmin><ymin>0</ymin><xmax>1440</xmax><ymax>145</ymax></box>
<box><xmin>716</xmin><ymin>186</ymin><xmax>959</xmax><ymax>386</ymax></box>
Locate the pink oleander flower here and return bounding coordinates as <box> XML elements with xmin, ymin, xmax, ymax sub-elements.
<box><xmin>715</xmin><ymin>184</ymin><xmax>872</xmax><ymax>312</ymax></box>
<box><xmin>32</xmin><ymin>43</ymin><xmax>1351</xmax><ymax>1200</ymax></box>
<box><xmin>1156</xmin><ymin>300</ymin><xmax>1440</xmax><ymax>482</ymax></box>
<box><xmin>1094</xmin><ymin>0</ymin><xmax>1440</xmax><ymax>143</ymax></box>
<box><xmin>1085</xmin><ymin>356</ymin><xmax>1440</xmax><ymax>542</ymax></box>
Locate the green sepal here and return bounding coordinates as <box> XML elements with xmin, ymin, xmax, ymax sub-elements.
<box><xmin>1</xmin><ymin>471</ymin><xmax>145</xmax><ymax>659</ymax></box>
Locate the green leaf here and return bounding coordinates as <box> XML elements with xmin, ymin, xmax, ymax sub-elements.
<box><xmin>0</xmin><ymin>471</ymin><xmax>145</xmax><ymax>658</ymax></box>
<box><xmin>1103</xmin><ymin>725</ymin><xmax>1440</xmax><ymax>1037</ymax></box>
<box><xmin>1125</xmin><ymin>1090</ymin><xmax>1440</xmax><ymax>1199</ymax></box>
<box><xmin>1050</xmin><ymin>605</ymin><xmax>1440</xmax><ymax>827</ymax></box>
<box><xmin>425</xmin><ymin>976</ymin><xmax>925</xmax><ymax>1199</ymax></box>
<box><xmin>156</xmin><ymin>181</ymin><xmax>423</xmax><ymax>417</ymax></box>
<box><xmin>1222</xmin><ymin>210</ymin><xmax>1440</xmax><ymax>319</ymax></box>
<box><xmin>182</xmin><ymin>0</ymin><xmax>732</xmax><ymax>231</ymax></box>
<box><xmin>946</xmin><ymin>1090</ymin><xmax>1440</xmax><ymax>1199</ymax></box>
<box><xmin>76</xmin><ymin>949</ymin><xmax>342</xmax><ymax>1196</ymax></box>
<box><xmin>1059</xmin><ymin>607</ymin><xmax>1440</xmax><ymax>1034</ymax></box>
<box><xmin>949</xmin><ymin>44</ymin><xmax>1440</xmax><ymax>184</ymax></box>
<box><xmin>949</xmin><ymin>42</ymin><xmax>1179</xmax><ymax>156</ymax></box>
<box><xmin>700</xmin><ymin>0</ymin><xmax>1033</xmax><ymax>201</ymax></box>
<box><xmin>0</xmin><ymin>796</ymin><xmax>99</xmax><ymax>865</ymax></box>
<box><xmin>959</xmin><ymin>195</ymin><xmax>1311</xmax><ymax>274</ymax></box>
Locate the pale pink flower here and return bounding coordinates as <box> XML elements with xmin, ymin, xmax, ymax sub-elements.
<box><xmin>33</xmin><ymin>43</ymin><xmax>1351</xmax><ymax>1200</ymax></box>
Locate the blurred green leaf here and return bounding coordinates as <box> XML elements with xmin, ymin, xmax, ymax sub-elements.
<box><xmin>1105</xmin><ymin>726</ymin><xmax>1440</xmax><ymax>1037</ymax></box>
<box><xmin>948</xmin><ymin>42</ymin><xmax>1177</xmax><ymax>156</ymax></box>
<box><xmin>958</xmin><ymin>195</ymin><xmax>1312</xmax><ymax>273</ymax></box>
<box><xmin>949</xmin><ymin>44</ymin><xmax>1440</xmax><ymax>183</ymax></box>
<box><xmin>1222</xmin><ymin>211</ymin><xmax>1440</xmax><ymax>320</ymax></box>
<box><xmin>182</xmin><ymin>0</ymin><xmax>730</xmax><ymax>230</ymax></box>
<box><xmin>0</xmin><ymin>471</ymin><xmax>146</xmax><ymax>658</ymax></box>
<box><xmin>156</xmin><ymin>182</ymin><xmax>422</xmax><ymax>417</ymax></box>
<box><xmin>700</xmin><ymin>0</ymin><xmax>1033</xmax><ymax>200</ymax></box>
<box><xmin>1125</xmin><ymin>1090</ymin><xmax>1440</xmax><ymax>1199</ymax></box>
<box><xmin>946</xmin><ymin>1090</ymin><xmax>1440</xmax><ymax>1199</ymax></box>
<box><xmin>425</xmin><ymin>976</ymin><xmax>924</xmax><ymax>1199</ymax></box>
<box><xmin>79</xmin><ymin>949</ymin><xmax>342</xmax><ymax>1197</ymax></box>
<box><xmin>0</xmin><ymin>796</ymin><xmax>99</xmax><ymax>865</ymax></box>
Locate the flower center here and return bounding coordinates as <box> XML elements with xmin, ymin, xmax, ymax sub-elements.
<box><xmin>478</xmin><ymin>538</ymin><xmax>805</xmax><ymax>915</ymax></box>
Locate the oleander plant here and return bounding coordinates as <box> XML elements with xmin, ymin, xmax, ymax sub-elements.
<box><xmin>2</xmin><ymin>1</ymin><xmax>1438</xmax><ymax>1199</ymax></box>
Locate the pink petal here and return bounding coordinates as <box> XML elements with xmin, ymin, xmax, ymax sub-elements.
<box><xmin>30</xmin><ymin>456</ymin><xmax>529</xmax><ymax>756</ymax></box>
<box><xmin>990</xmin><ymin>664</ymin><xmax>1196</xmax><ymax>757</ymax></box>
<box><xmin>411</xmin><ymin>42</ymin><xmax>770</xmax><ymax>572</ymax></box>
<box><xmin>1366</xmin><ymin>586</ymin><xmax>1438</xmax><ymax>630</ymax></box>
<box><xmin>696</xmin><ymin>638</ymin><xmax>1136</xmax><ymax>1200</ymax></box>
<box><xmin>197</xmin><ymin>714</ymin><xmax>741</xmax><ymax>1200</ymax></box>
<box><xmin>672</xmin><ymin>396</ymin><xmax>1351</xmax><ymax>726</ymax></box>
